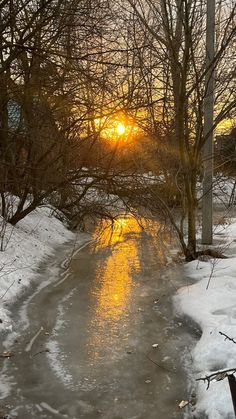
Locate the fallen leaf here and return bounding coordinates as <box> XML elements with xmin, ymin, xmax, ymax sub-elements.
<box><xmin>152</xmin><ymin>343</ymin><xmax>159</xmax><ymax>348</ymax></box>
<box><xmin>0</xmin><ymin>351</ymin><xmax>15</xmax><ymax>358</ymax></box>
<box><xmin>178</xmin><ymin>400</ymin><xmax>189</xmax><ymax>409</ymax></box>
<box><xmin>215</xmin><ymin>372</ymin><xmax>227</xmax><ymax>381</ymax></box>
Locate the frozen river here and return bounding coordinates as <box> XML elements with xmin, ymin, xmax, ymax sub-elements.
<box><xmin>0</xmin><ymin>215</ymin><xmax>197</xmax><ymax>418</ymax></box>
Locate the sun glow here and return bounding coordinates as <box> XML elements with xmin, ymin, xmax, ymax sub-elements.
<box><xmin>116</xmin><ymin>122</ymin><xmax>126</xmax><ymax>136</ymax></box>
<box><xmin>94</xmin><ymin>113</ymin><xmax>140</xmax><ymax>144</ymax></box>
<box><xmin>216</xmin><ymin>118</ymin><xmax>235</xmax><ymax>134</ymax></box>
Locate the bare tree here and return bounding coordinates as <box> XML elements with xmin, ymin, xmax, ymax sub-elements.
<box><xmin>0</xmin><ymin>0</ymin><xmax>132</xmax><ymax>225</ymax></box>
<box><xmin>110</xmin><ymin>0</ymin><xmax>236</xmax><ymax>260</ymax></box>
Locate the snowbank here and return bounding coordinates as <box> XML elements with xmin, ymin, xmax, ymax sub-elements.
<box><xmin>174</xmin><ymin>219</ymin><xmax>236</xmax><ymax>419</ymax></box>
<box><xmin>0</xmin><ymin>206</ymin><xmax>76</xmax><ymax>335</ymax></box>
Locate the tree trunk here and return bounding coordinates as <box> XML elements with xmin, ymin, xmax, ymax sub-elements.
<box><xmin>8</xmin><ymin>202</ymin><xmax>38</xmax><ymax>226</ymax></box>
<box><xmin>185</xmin><ymin>169</ymin><xmax>197</xmax><ymax>261</ymax></box>
<box><xmin>1</xmin><ymin>192</ymin><xmax>6</xmax><ymax>218</ymax></box>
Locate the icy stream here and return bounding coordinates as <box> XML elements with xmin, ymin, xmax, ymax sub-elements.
<box><xmin>0</xmin><ymin>215</ymin><xmax>198</xmax><ymax>418</ymax></box>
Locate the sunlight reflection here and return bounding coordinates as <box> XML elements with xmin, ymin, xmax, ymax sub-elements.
<box><xmin>87</xmin><ymin>216</ymin><xmax>142</xmax><ymax>360</ymax></box>
<box><xmin>87</xmin><ymin>215</ymin><xmax>172</xmax><ymax>362</ymax></box>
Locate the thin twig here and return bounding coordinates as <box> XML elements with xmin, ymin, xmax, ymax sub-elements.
<box><xmin>197</xmin><ymin>368</ymin><xmax>236</xmax><ymax>390</ymax></box>
<box><xmin>0</xmin><ymin>280</ymin><xmax>15</xmax><ymax>299</ymax></box>
<box><xmin>145</xmin><ymin>351</ymin><xmax>174</xmax><ymax>373</ymax></box>
<box><xmin>219</xmin><ymin>331</ymin><xmax>236</xmax><ymax>344</ymax></box>
<box><xmin>32</xmin><ymin>349</ymin><xmax>50</xmax><ymax>357</ymax></box>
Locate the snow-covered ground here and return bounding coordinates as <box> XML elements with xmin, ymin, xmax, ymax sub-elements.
<box><xmin>0</xmin><ymin>206</ymin><xmax>85</xmax><ymax>336</ymax></box>
<box><xmin>1</xmin><ymin>188</ymin><xmax>236</xmax><ymax>419</ymax></box>
<box><xmin>175</xmin><ymin>218</ymin><xmax>236</xmax><ymax>419</ymax></box>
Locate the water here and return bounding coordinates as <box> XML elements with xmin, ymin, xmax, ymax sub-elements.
<box><xmin>0</xmin><ymin>215</ymin><xmax>197</xmax><ymax>418</ymax></box>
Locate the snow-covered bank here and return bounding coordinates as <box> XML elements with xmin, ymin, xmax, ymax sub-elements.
<box><xmin>174</xmin><ymin>219</ymin><xmax>236</xmax><ymax>419</ymax></box>
<box><xmin>0</xmin><ymin>206</ymin><xmax>86</xmax><ymax>336</ymax></box>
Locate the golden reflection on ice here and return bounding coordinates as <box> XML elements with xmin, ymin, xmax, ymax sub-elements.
<box><xmin>87</xmin><ymin>215</ymin><xmax>171</xmax><ymax>361</ymax></box>
<box><xmin>93</xmin><ymin>216</ymin><xmax>133</xmax><ymax>251</ymax></box>
<box><xmin>94</xmin><ymin>218</ymin><xmax>141</xmax><ymax>321</ymax></box>
<box><xmin>88</xmin><ymin>216</ymin><xmax>142</xmax><ymax>359</ymax></box>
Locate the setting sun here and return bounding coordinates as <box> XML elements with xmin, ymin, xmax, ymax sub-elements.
<box><xmin>93</xmin><ymin>113</ymin><xmax>140</xmax><ymax>144</ymax></box>
<box><xmin>116</xmin><ymin>122</ymin><xmax>126</xmax><ymax>136</ymax></box>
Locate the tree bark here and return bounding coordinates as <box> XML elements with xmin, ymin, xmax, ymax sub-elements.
<box><xmin>8</xmin><ymin>201</ymin><xmax>38</xmax><ymax>226</ymax></box>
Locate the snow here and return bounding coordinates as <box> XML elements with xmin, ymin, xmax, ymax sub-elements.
<box><xmin>174</xmin><ymin>219</ymin><xmax>236</xmax><ymax>419</ymax></box>
<box><xmin>1</xmin><ymin>188</ymin><xmax>236</xmax><ymax>418</ymax></box>
<box><xmin>0</xmin><ymin>204</ymin><xmax>91</xmax><ymax>400</ymax></box>
<box><xmin>0</xmin><ymin>205</ymin><xmax>78</xmax><ymax>335</ymax></box>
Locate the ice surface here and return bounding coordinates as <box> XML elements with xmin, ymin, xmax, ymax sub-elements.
<box><xmin>0</xmin><ymin>205</ymin><xmax>84</xmax><ymax>336</ymax></box>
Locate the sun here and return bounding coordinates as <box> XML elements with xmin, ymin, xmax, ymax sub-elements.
<box><xmin>116</xmin><ymin>122</ymin><xmax>126</xmax><ymax>136</ymax></box>
<box><xmin>93</xmin><ymin>113</ymin><xmax>140</xmax><ymax>143</ymax></box>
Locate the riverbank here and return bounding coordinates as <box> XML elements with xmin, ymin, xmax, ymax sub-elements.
<box><xmin>1</xmin><ymin>206</ymin><xmax>236</xmax><ymax>419</ymax></box>
<box><xmin>174</xmin><ymin>217</ymin><xmax>236</xmax><ymax>419</ymax></box>
<box><xmin>0</xmin><ymin>207</ymin><xmax>89</xmax><ymax>336</ymax></box>
<box><xmin>0</xmin><ymin>215</ymin><xmax>195</xmax><ymax>418</ymax></box>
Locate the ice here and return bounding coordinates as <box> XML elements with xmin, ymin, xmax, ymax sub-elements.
<box><xmin>0</xmin><ymin>205</ymin><xmax>89</xmax><ymax>341</ymax></box>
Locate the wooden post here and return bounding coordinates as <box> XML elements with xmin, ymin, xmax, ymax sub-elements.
<box><xmin>202</xmin><ymin>0</ymin><xmax>215</xmax><ymax>245</ymax></box>
<box><xmin>228</xmin><ymin>375</ymin><xmax>236</xmax><ymax>417</ymax></box>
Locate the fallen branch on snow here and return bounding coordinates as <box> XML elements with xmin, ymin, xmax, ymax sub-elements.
<box><xmin>219</xmin><ymin>331</ymin><xmax>236</xmax><ymax>344</ymax></box>
<box><xmin>196</xmin><ymin>368</ymin><xmax>236</xmax><ymax>390</ymax></box>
